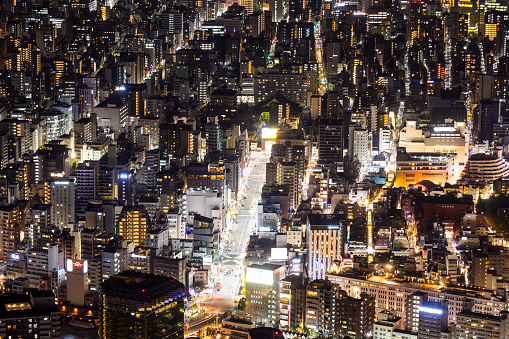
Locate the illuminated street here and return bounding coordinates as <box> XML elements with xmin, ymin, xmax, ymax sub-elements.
<box><xmin>186</xmin><ymin>151</ymin><xmax>268</xmax><ymax>336</ymax></box>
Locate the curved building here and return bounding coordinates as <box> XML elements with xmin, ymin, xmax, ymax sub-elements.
<box><xmin>460</xmin><ymin>153</ymin><xmax>509</xmax><ymax>184</ymax></box>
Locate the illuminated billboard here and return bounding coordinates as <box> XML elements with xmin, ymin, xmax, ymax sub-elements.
<box><xmin>271</xmin><ymin>248</ymin><xmax>288</xmax><ymax>261</ymax></box>
<box><xmin>66</xmin><ymin>259</ymin><xmax>88</xmax><ymax>274</ymax></box>
<box><xmin>419</xmin><ymin>306</ymin><xmax>443</xmax><ymax>315</ymax></box>
<box><xmin>246</xmin><ymin>267</ymin><xmax>274</xmax><ymax>285</ymax></box>
<box><xmin>261</xmin><ymin>128</ymin><xmax>278</xmax><ymax>139</ymax></box>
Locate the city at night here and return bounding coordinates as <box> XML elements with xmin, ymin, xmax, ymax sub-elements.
<box><xmin>0</xmin><ymin>0</ymin><xmax>509</xmax><ymax>337</ymax></box>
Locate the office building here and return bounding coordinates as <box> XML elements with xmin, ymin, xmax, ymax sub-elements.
<box><xmin>417</xmin><ymin>301</ymin><xmax>449</xmax><ymax>339</ymax></box>
<box><xmin>374</xmin><ymin>310</ymin><xmax>417</xmax><ymax>339</ymax></box>
<box><xmin>245</xmin><ymin>263</ymin><xmax>286</xmax><ymax>326</ymax></box>
<box><xmin>306</xmin><ymin>214</ymin><xmax>347</xmax><ymax>280</ymax></box>
<box><xmin>395</xmin><ymin>150</ymin><xmax>456</xmax><ymax>187</ymax></box>
<box><xmin>100</xmin><ymin>271</ymin><xmax>185</xmax><ymax>339</ymax></box>
<box><xmin>49</xmin><ymin>178</ymin><xmax>75</xmax><ymax>229</ymax></box>
<box><xmin>318</xmin><ymin>119</ymin><xmax>343</xmax><ymax>164</ymax></box>
<box><xmin>336</xmin><ymin>292</ymin><xmax>375</xmax><ymax>338</ymax></box>
<box><xmin>75</xmin><ymin>164</ymin><xmax>97</xmax><ymax>219</ymax></box>
<box><xmin>479</xmin><ymin>99</ymin><xmax>501</xmax><ymax>141</ymax></box>
<box><xmin>305</xmin><ymin>279</ymin><xmax>343</xmax><ymax>334</ymax></box>
<box><xmin>94</xmin><ymin>95</ymin><xmax>129</xmax><ymax>138</ymax></box>
<box><xmin>349</xmin><ymin>126</ymin><xmax>370</xmax><ymax>167</ymax></box>
<box><xmin>26</xmin><ymin>245</ymin><xmax>63</xmax><ymax>277</ymax></box>
<box><xmin>117</xmin><ymin>170</ymin><xmax>134</xmax><ymax>204</ymax></box>
<box><xmin>325</xmin><ymin>272</ymin><xmax>507</xmax><ymax>326</ymax></box>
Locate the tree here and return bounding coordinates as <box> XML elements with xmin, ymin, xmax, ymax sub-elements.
<box><xmin>194</xmin><ymin>281</ymin><xmax>204</xmax><ymax>293</ymax></box>
<box><xmin>254</xmin><ymin>321</ymin><xmax>265</xmax><ymax>328</ymax></box>
<box><xmin>237</xmin><ymin>297</ymin><xmax>246</xmax><ymax>311</ymax></box>
<box><xmin>71</xmin><ymin>158</ymin><xmax>78</xmax><ymax>174</ymax></box>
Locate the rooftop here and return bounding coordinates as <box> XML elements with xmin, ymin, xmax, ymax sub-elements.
<box><xmin>101</xmin><ymin>271</ymin><xmax>185</xmax><ymax>302</ymax></box>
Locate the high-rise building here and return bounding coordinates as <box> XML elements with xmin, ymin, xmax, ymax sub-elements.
<box><xmin>75</xmin><ymin>164</ymin><xmax>97</xmax><ymax>220</ymax></box>
<box><xmin>0</xmin><ymin>204</ymin><xmax>21</xmax><ymax>260</ymax></box>
<box><xmin>144</xmin><ymin>150</ymin><xmax>160</xmax><ymax>188</ymax></box>
<box><xmin>49</xmin><ymin>178</ymin><xmax>75</xmax><ymax>230</ymax></box>
<box><xmin>318</xmin><ymin>119</ymin><xmax>343</xmax><ymax>164</ymax></box>
<box><xmin>117</xmin><ymin>170</ymin><xmax>134</xmax><ymax>204</ymax></box>
<box><xmin>306</xmin><ymin>214</ymin><xmax>347</xmax><ymax>280</ymax></box>
<box><xmin>205</xmin><ymin>116</ymin><xmax>223</xmax><ymax>156</ymax></box>
<box><xmin>100</xmin><ymin>271</ymin><xmax>185</xmax><ymax>339</ymax></box>
<box><xmin>98</xmin><ymin>166</ymin><xmax>115</xmax><ymax>200</ymax></box>
<box><xmin>405</xmin><ymin>291</ymin><xmax>428</xmax><ymax>332</ymax></box>
<box><xmin>279</xmin><ymin>274</ymin><xmax>307</xmax><ymax>330</ymax></box>
<box><xmin>479</xmin><ymin>99</ymin><xmax>501</xmax><ymax>142</ymax></box>
<box><xmin>245</xmin><ymin>263</ymin><xmax>286</xmax><ymax>326</ymax></box>
<box><xmin>30</xmin><ymin>204</ymin><xmax>52</xmax><ymax>247</ymax></box>
<box><xmin>159</xmin><ymin>121</ymin><xmax>195</xmax><ymax>159</ymax></box>
<box><xmin>305</xmin><ymin>279</ymin><xmax>343</xmax><ymax>335</ymax></box>
<box><xmin>26</xmin><ymin>245</ymin><xmax>62</xmax><ymax>277</ymax></box>
<box><xmin>240</xmin><ymin>0</ymin><xmax>254</xmax><ymax>14</ymax></box>
<box><xmin>94</xmin><ymin>95</ymin><xmax>129</xmax><ymax>137</ymax></box>
<box><xmin>276</xmin><ymin>162</ymin><xmax>298</xmax><ymax>213</ymax></box>
<box><xmin>469</xmin><ymin>250</ymin><xmax>489</xmax><ymax>289</ymax></box>
<box><xmin>348</xmin><ymin>126</ymin><xmax>370</xmax><ymax>167</ymax></box>
<box><xmin>116</xmin><ymin>205</ymin><xmax>151</xmax><ymax>246</ymax></box>
<box><xmin>336</xmin><ymin>292</ymin><xmax>375</xmax><ymax>338</ymax></box>
<box><xmin>161</xmin><ymin>10</ymin><xmax>184</xmax><ymax>35</ymax></box>
<box><xmin>418</xmin><ymin>301</ymin><xmax>449</xmax><ymax>339</ymax></box>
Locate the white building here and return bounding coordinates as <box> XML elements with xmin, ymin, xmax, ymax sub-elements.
<box><xmin>66</xmin><ymin>259</ymin><xmax>88</xmax><ymax>307</ymax></box>
<box><xmin>40</xmin><ymin>110</ymin><xmax>66</xmax><ymax>142</ymax></box>
<box><xmin>52</xmin><ymin>102</ymin><xmax>73</xmax><ymax>134</ymax></box>
<box><xmin>166</xmin><ymin>211</ymin><xmax>185</xmax><ymax>239</ymax></box>
<box><xmin>94</xmin><ymin>96</ymin><xmax>129</xmax><ymax>139</ymax></box>
<box><xmin>325</xmin><ymin>272</ymin><xmax>508</xmax><ymax>325</ymax></box>
<box><xmin>245</xmin><ymin>263</ymin><xmax>286</xmax><ymax>326</ymax></box>
<box><xmin>26</xmin><ymin>245</ymin><xmax>63</xmax><ymax>277</ymax></box>
<box><xmin>101</xmin><ymin>247</ymin><xmax>128</xmax><ymax>281</ymax></box>
<box><xmin>128</xmin><ymin>248</ymin><xmax>152</xmax><ymax>274</ymax></box>
<box><xmin>186</xmin><ymin>189</ymin><xmax>223</xmax><ymax>232</ymax></box>
<box><xmin>50</xmin><ymin>178</ymin><xmax>75</xmax><ymax>230</ymax></box>
<box><xmin>221</xmin><ymin>310</ymin><xmax>254</xmax><ymax>339</ymax></box>
<box><xmin>257</xmin><ymin>204</ymin><xmax>282</xmax><ymax>233</ymax></box>
<box><xmin>306</xmin><ymin>214</ymin><xmax>347</xmax><ymax>280</ymax></box>
<box><xmin>379</xmin><ymin>127</ymin><xmax>392</xmax><ymax>155</ymax></box>
<box><xmin>399</xmin><ymin>121</ymin><xmax>468</xmax><ymax>183</ymax></box>
<box><xmin>145</xmin><ymin>228</ymin><xmax>169</xmax><ymax>255</ymax></box>
<box><xmin>349</xmin><ymin>127</ymin><xmax>370</xmax><ymax>166</ymax></box>
<box><xmin>374</xmin><ymin>311</ymin><xmax>417</xmax><ymax>339</ymax></box>
<box><xmin>50</xmin><ymin>267</ymin><xmax>66</xmax><ymax>295</ymax></box>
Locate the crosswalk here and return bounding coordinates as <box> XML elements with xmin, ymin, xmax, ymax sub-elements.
<box><xmin>222</xmin><ymin>253</ymin><xmax>245</xmax><ymax>266</ymax></box>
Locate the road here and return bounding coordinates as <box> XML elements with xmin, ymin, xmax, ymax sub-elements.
<box><xmin>186</xmin><ymin>151</ymin><xmax>268</xmax><ymax>337</ymax></box>
<box><xmin>215</xmin><ymin>151</ymin><xmax>267</xmax><ymax>303</ymax></box>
